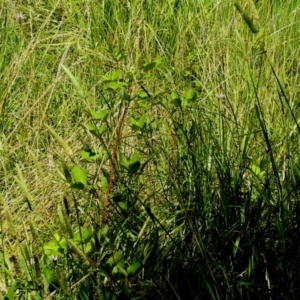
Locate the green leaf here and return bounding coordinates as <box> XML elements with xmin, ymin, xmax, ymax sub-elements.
<box><xmin>129</xmin><ymin>118</ymin><xmax>140</xmax><ymax>131</ymax></box>
<box><xmin>251</xmin><ymin>164</ymin><xmax>265</xmax><ymax>180</ymax></box>
<box><xmin>106</xmin><ymin>81</ymin><xmax>127</xmax><ymax>91</ymax></box>
<box><xmin>110</xmin><ymin>194</ymin><xmax>128</xmax><ymax>211</ymax></box>
<box><xmin>90</xmin><ymin>109</ymin><xmax>109</xmax><ymax>120</ymax></box>
<box><xmin>138</xmin><ymin>92</ymin><xmax>149</xmax><ymax>99</ymax></box>
<box><xmin>84</xmin><ymin>123</ymin><xmax>96</xmax><ymax>131</ymax></box>
<box><xmin>6</xmin><ymin>284</ymin><xmax>16</xmax><ymax>300</ymax></box>
<box><xmin>71</xmin><ymin>165</ymin><xmax>87</xmax><ymax>189</ymax></box>
<box><xmin>131</xmin><ymin>152</ymin><xmax>139</xmax><ymax>163</ymax></box>
<box><xmin>142</xmin><ymin>58</ymin><xmax>162</xmax><ymax>72</ymax></box>
<box><xmin>100</xmin><ymin>175</ymin><xmax>109</xmax><ymax>192</ymax></box>
<box><xmin>112</xmin><ymin>265</ymin><xmax>127</xmax><ymax>279</ymax></box>
<box><xmin>53</xmin><ymin>232</ymin><xmax>61</xmax><ymax>241</ymax></box>
<box><xmin>84</xmin><ymin>123</ymin><xmax>98</xmax><ymax>136</ymax></box>
<box><xmin>181</xmin><ymin>88</ymin><xmax>197</xmax><ymax>106</ymax></box>
<box><xmin>171</xmin><ymin>97</ymin><xmax>181</xmax><ymax>107</ymax></box>
<box><xmin>118</xmin><ymin>201</ymin><xmax>128</xmax><ymax>211</ymax></box>
<box><xmin>84</xmin><ymin>241</ymin><xmax>93</xmax><ymax>253</ymax></box>
<box><xmin>130</xmin><ymin>115</ymin><xmax>147</xmax><ymax>131</ymax></box>
<box><xmin>143</xmin><ymin>61</ymin><xmax>156</xmax><ymax>72</ymax></box>
<box><xmin>122</xmin><ymin>153</ymin><xmax>141</xmax><ymax>173</ymax></box>
<box><xmin>111</xmin><ymin>193</ymin><xmax>126</xmax><ymax>202</ymax></box>
<box><xmin>81</xmin><ymin>149</ymin><xmax>102</xmax><ymax>161</ymax></box>
<box><xmin>43</xmin><ymin>239</ymin><xmax>66</xmax><ymax>255</ymax></box>
<box><xmin>107</xmin><ymin>251</ymin><xmax>123</xmax><ymax>266</ymax></box>
<box><xmin>128</xmin><ymin>161</ymin><xmax>141</xmax><ymax>174</ymax></box>
<box><xmin>43</xmin><ymin>268</ymin><xmax>55</xmax><ymax>285</ymax></box>
<box><xmin>184</xmin><ymin>88</ymin><xmax>196</xmax><ymax>101</ymax></box>
<box><xmin>171</xmin><ymin>92</ymin><xmax>181</xmax><ymax>107</ymax></box>
<box><xmin>73</xmin><ymin>227</ymin><xmax>93</xmax><ymax>244</ymax></box>
<box><xmin>84</xmin><ymin>123</ymin><xmax>107</xmax><ymax>137</ymax></box>
<box><xmin>43</xmin><ymin>241</ymin><xmax>60</xmax><ymax>253</ymax></box>
<box><xmin>98</xmin><ymin>124</ymin><xmax>107</xmax><ymax>136</ymax></box>
<box><xmin>127</xmin><ymin>260</ymin><xmax>142</xmax><ymax>275</ymax></box>
<box><xmin>101</xmin><ymin>69</ymin><xmax>122</xmax><ymax>82</ymax></box>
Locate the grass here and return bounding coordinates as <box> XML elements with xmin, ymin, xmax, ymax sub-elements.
<box><xmin>0</xmin><ymin>0</ymin><xmax>300</xmax><ymax>299</ymax></box>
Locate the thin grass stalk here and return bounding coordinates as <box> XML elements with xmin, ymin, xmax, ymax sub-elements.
<box><xmin>14</xmin><ymin>164</ymin><xmax>34</xmax><ymax>210</ymax></box>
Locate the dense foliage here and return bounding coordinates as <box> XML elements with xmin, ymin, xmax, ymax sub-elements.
<box><xmin>0</xmin><ymin>0</ymin><xmax>299</xmax><ymax>299</ymax></box>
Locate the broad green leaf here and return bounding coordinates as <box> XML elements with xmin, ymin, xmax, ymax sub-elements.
<box><xmin>43</xmin><ymin>241</ymin><xmax>60</xmax><ymax>253</ymax></box>
<box><xmin>85</xmin><ymin>123</ymin><xmax>96</xmax><ymax>131</ymax></box>
<box><xmin>111</xmin><ymin>193</ymin><xmax>126</xmax><ymax>202</ymax></box>
<box><xmin>97</xmin><ymin>224</ymin><xmax>109</xmax><ymax>242</ymax></box>
<box><xmin>118</xmin><ymin>201</ymin><xmax>128</xmax><ymax>211</ymax></box>
<box><xmin>143</xmin><ymin>61</ymin><xmax>156</xmax><ymax>72</ymax></box>
<box><xmin>101</xmin><ymin>69</ymin><xmax>122</xmax><ymax>82</ymax></box>
<box><xmin>98</xmin><ymin>124</ymin><xmax>107</xmax><ymax>136</ymax></box>
<box><xmin>81</xmin><ymin>149</ymin><xmax>102</xmax><ymax>161</ymax></box>
<box><xmin>71</xmin><ymin>165</ymin><xmax>87</xmax><ymax>189</ymax></box>
<box><xmin>107</xmin><ymin>251</ymin><xmax>123</xmax><ymax>266</ymax></box>
<box><xmin>121</xmin><ymin>158</ymin><xmax>130</xmax><ymax>168</ymax></box>
<box><xmin>112</xmin><ymin>265</ymin><xmax>127</xmax><ymax>278</ymax></box>
<box><xmin>130</xmin><ymin>117</ymin><xmax>141</xmax><ymax>131</ymax></box>
<box><xmin>251</xmin><ymin>164</ymin><xmax>265</xmax><ymax>180</ymax></box>
<box><xmin>81</xmin><ymin>149</ymin><xmax>94</xmax><ymax>159</ymax></box>
<box><xmin>131</xmin><ymin>152</ymin><xmax>139</xmax><ymax>163</ymax></box>
<box><xmin>100</xmin><ymin>175</ymin><xmax>108</xmax><ymax>192</ymax></box>
<box><xmin>84</xmin><ymin>123</ymin><xmax>98</xmax><ymax>137</ymax></box>
<box><xmin>130</xmin><ymin>115</ymin><xmax>147</xmax><ymax>131</ymax></box>
<box><xmin>90</xmin><ymin>109</ymin><xmax>109</xmax><ymax>120</ymax></box>
<box><xmin>181</xmin><ymin>88</ymin><xmax>197</xmax><ymax>106</ymax></box>
<box><xmin>142</xmin><ymin>58</ymin><xmax>162</xmax><ymax>72</ymax></box>
<box><xmin>53</xmin><ymin>232</ymin><xmax>61</xmax><ymax>241</ymax></box>
<box><xmin>128</xmin><ymin>161</ymin><xmax>141</xmax><ymax>174</ymax></box>
<box><xmin>171</xmin><ymin>92</ymin><xmax>181</xmax><ymax>107</ymax></box>
<box><xmin>171</xmin><ymin>97</ymin><xmax>181</xmax><ymax>107</ymax></box>
<box><xmin>73</xmin><ymin>227</ymin><xmax>93</xmax><ymax>244</ymax></box>
<box><xmin>127</xmin><ymin>260</ymin><xmax>142</xmax><ymax>275</ymax></box>
<box><xmin>184</xmin><ymin>88</ymin><xmax>196</xmax><ymax>101</ymax></box>
<box><xmin>138</xmin><ymin>91</ymin><xmax>149</xmax><ymax>99</ymax></box>
<box><xmin>84</xmin><ymin>241</ymin><xmax>93</xmax><ymax>253</ymax></box>
<box><xmin>122</xmin><ymin>153</ymin><xmax>141</xmax><ymax>173</ymax></box>
<box><xmin>43</xmin><ymin>238</ymin><xmax>66</xmax><ymax>255</ymax></box>
<box><xmin>43</xmin><ymin>268</ymin><xmax>55</xmax><ymax>285</ymax></box>
<box><xmin>106</xmin><ymin>81</ymin><xmax>127</xmax><ymax>91</ymax></box>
